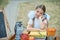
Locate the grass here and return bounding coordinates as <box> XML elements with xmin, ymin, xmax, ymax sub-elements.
<box><xmin>0</xmin><ymin>0</ymin><xmax>9</xmax><ymax>9</ymax></box>
<box><xmin>17</xmin><ymin>0</ymin><xmax>60</xmax><ymax>36</ymax></box>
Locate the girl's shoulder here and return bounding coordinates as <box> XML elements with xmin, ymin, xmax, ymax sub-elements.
<box><xmin>28</xmin><ymin>10</ymin><xmax>35</xmax><ymax>19</ymax></box>
<box><xmin>44</xmin><ymin>13</ymin><xmax>50</xmax><ymax>21</ymax></box>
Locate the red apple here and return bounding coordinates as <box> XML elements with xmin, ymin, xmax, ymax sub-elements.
<box><xmin>20</xmin><ymin>33</ymin><xmax>29</xmax><ymax>40</ymax></box>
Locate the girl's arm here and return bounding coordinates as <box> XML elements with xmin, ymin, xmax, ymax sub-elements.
<box><xmin>27</xmin><ymin>24</ymin><xmax>40</xmax><ymax>32</ymax></box>
<box><xmin>23</xmin><ymin>24</ymin><xmax>40</xmax><ymax>34</ymax></box>
<box><xmin>40</xmin><ymin>19</ymin><xmax>48</xmax><ymax>30</ymax></box>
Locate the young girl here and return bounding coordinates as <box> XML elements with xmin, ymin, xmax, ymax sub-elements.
<box><xmin>27</xmin><ymin>4</ymin><xmax>50</xmax><ymax>30</ymax></box>
<box><xmin>27</xmin><ymin>4</ymin><xmax>50</xmax><ymax>40</ymax></box>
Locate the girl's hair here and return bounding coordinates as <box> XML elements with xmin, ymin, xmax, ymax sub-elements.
<box><xmin>35</xmin><ymin>4</ymin><xmax>46</xmax><ymax>13</ymax></box>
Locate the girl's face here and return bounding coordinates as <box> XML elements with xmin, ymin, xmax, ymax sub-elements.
<box><xmin>35</xmin><ymin>8</ymin><xmax>44</xmax><ymax>17</ymax></box>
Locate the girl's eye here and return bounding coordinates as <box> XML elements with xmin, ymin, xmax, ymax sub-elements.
<box><xmin>40</xmin><ymin>13</ymin><xmax>43</xmax><ymax>14</ymax></box>
<box><xmin>36</xmin><ymin>11</ymin><xmax>43</xmax><ymax>15</ymax></box>
<box><xmin>37</xmin><ymin>11</ymin><xmax>39</xmax><ymax>13</ymax></box>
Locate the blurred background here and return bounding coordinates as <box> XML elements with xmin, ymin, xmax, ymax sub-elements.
<box><xmin>0</xmin><ymin>0</ymin><xmax>60</xmax><ymax>37</ymax></box>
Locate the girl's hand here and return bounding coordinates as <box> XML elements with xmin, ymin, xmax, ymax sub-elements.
<box><xmin>39</xmin><ymin>28</ymin><xmax>46</xmax><ymax>32</ymax></box>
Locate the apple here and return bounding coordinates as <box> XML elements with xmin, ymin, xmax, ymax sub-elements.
<box><xmin>20</xmin><ymin>33</ymin><xmax>29</xmax><ymax>40</ymax></box>
<box><xmin>29</xmin><ymin>37</ymin><xmax>35</xmax><ymax>40</ymax></box>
